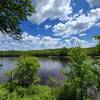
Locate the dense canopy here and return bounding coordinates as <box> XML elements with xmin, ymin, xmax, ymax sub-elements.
<box><xmin>0</xmin><ymin>0</ymin><xmax>34</xmax><ymax>39</ymax></box>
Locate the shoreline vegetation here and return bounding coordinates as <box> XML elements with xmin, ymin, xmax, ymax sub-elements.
<box><xmin>0</xmin><ymin>47</ymin><xmax>99</xmax><ymax>58</ymax></box>
<box><xmin>0</xmin><ymin>47</ymin><xmax>100</xmax><ymax>100</ymax></box>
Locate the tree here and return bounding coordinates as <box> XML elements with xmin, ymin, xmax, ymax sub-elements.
<box><xmin>0</xmin><ymin>0</ymin><xmax>34</xmax><ymax>39</ymax></box>
<box><xmin>59</xmin><ymin>47</ymin><xmax>68</xmax><ymax>56</ymax></box>
<box><xmin>94</xmin><ymin>35</ymin><xmax>100</xmax><ymax>56</ymax></box>
<box><xmin>13</xmin><ymin>56</ymin><xmax>40</xmax><ymax>87</ymax></box>
<box><xmin>59</xmin><ymin>47</ymin><xmax>99</xmax><ymax>100</ymax></box>
<box><xmin>94</xmin><ymin>35</ymin><xmax>100</xmax><ymax>44</ymax></box>
<box><xmin>94</xmin><ymin>35</ymin><xmax>100</xmax><ymax>48</ymax></box>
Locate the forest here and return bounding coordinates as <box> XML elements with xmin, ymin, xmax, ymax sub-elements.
<box><xmin>0</xmin><ymin>46</ymin><xmax>99</xmax><ymax>57</ymax></box>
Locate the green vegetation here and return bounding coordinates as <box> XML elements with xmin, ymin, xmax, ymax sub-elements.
<box><xmin>0</xmin><ymin>48</ymin><xmax>69</xmax><ymax>57</ymax></box>
<box><xmin>0</xmin><ymin>0</ymin><xmax>99</xmax><ymax>99</ymax></box>
<box><xmin>0</xmin><ymin>56</ymin><xmax>59</xmax><ymax>100</ymax></box>
<box><xmin>0</xmin><ymin>0</ymin><xmax>34</xmax><ymax>39</ymax></box>
<box><xmin>0</xmin><ymin>46</ymin><xmax>99</xmax><ymax>57</ymax></box>
<box><xmin>0</xmin><ymin>34</ymin><xmax>99</xmax><ymax>100</ymax></box>
<box><xmin>0</xmin><ymin>85</ymin><xmax>54</xmax><ymax>100</ymax></box>
<box><xmin>59</xmin><ymin>47</ymin><xmax>100</xmax><ymax>100</ymax></box>
<box><xmin>12</xmin><ymin>56</ymin><xmax>40</xmax><ymax>87</ymax></box>
<box><xmin>91</xmin><ymin>35</ymin><xmax>100</xmax><ymax>56</ymax></box>
<box><xmin>94</xmin><ymin>35</ymin><xmax>100</xmax><ymax>44</ymax></box>
<box><xmin>0</xmin><ymin>47</ymin><xmax>99</xmax><ymax>100</ymax></box>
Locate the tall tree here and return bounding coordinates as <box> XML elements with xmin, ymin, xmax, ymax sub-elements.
<box><xmin>59</xmin><ymin>47</ymin><xmax>99</xmax><ymax>100</ymax></box>
<box><xmin>0</xmin><ymin>0</ymin><xmax>34</xmax><ymax>39</ymax></box>
<box><xmin>94</xmin><ymin>35</ymin><xmax>100</xmax><ymax>45</ymax></box>
<box><xmin>94</xmin><ymin>35</ymin><xmax>100</xmax><ymax>55</ymax></box>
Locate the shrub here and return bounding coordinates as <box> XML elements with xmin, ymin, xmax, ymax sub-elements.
<box><xmin>60</xmin><ymin>47</ymin><xmax>99</xmax><ymax>100</ymax></box>
<box><xmin>13</xmin><ymin>56</ymin><xmax>40</xmax><ymax>87</ymax></box>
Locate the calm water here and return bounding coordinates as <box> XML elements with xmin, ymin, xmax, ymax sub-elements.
<box><xmin>0</xmin><ymin>57</ymin><xmax>67</xmax><ymax>85</ymax></box>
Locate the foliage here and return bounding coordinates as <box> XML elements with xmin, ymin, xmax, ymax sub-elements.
<box><xmin>12</xmin><ymin>56</ymin><xmax>40</xmax><ymax>87</ymax></box>
<box><xmin>0</xmin><ymin>47</ymin><xmax>100</xmax><ymax>100</ymax></box>
<box><xmin>60</xmin><ymin>47</ymin><xmax>99</xmax><ymax>100</ymax></box>
<box><xmin>0</xmin><ymin>85</ymin><xmax>6</xmax><ymax>99</ymax></box>
<box><xmin>94</xmin><ymin>35</ymin><xmax>100</xmax><ymax>43</ymax></box>
<box><xmin>93</xmin><ymin>59</ymin><xmax>100</xmax><ymax>90</ymax></box>
<box><xmin>0</xmin><ymin>47</ymin><xmax>99</xmax><ymax>57</ymax></box>
<box><xmin>58</xmin><ymin>81</ymin><xmax>81</xmax><ymax>100</ymax></box>
<box><xmin>58</xmin><ymin>47</ymin><xmax>68</xmax><ymax>56</ymax></box>
<box><xmin>0</xmin><ymin>0</ymin><xmax>34</xmax><ymax>39</ymax></box>
<box><xmin>0</xmin><ymin>85</ymin><xmax>56</xmax><ymax>100</ymax></box>
<box><xmin>0</xmin><ymin>48</ymin><xmax>69</xmax><ymax>57</ymax></box>
<box><xmin>0</xmin><ymin>55</ymin><xmax>60</xmax><ymax>100</ymax></box>
<box><xmin>93</xmin><ymin>35</ymin><xmax>100</xmax><ymax>55</ymax></box>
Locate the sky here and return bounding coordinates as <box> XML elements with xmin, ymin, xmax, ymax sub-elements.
<box><xmin>0</xmin><ymin>0</ymin><xmax>100</xmax><ymax>50</ymax></box>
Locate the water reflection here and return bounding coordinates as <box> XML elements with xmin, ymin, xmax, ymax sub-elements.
<box><xmin>0</xmin><ymin>57</ymin><xmax>67</xmax><ymax>85</ymax></box>
<box><xmin>38</xmin><ymin>57</ymin><xmax>65</xmax><ymax>85</ymax></box>
<box><xmin>0</xmin><ymin>57</ymin><xmax>16</xmax><ymax>82</ymax></box>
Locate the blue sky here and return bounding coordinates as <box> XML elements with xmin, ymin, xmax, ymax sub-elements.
<box><xmin>0</xmin><ymin>0</ymin><xmax>100</xmax><ymax>50</ymax></box>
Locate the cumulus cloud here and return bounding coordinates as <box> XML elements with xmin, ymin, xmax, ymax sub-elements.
<box><xmin>87</xmin><ymin>0</ymin><xmax>100</xmax><ymax>7</ymax></box>
<box><xmin>64</xmin><ymin>37</ymin><xmax>97</xmax><ymax>48</ymax></box>
<box><xmin>0</xmin><ymin>0</ymin><xmax>99</xmax><ymax>50</ymax></box>
<box><xmin>0</xmin><ymin>32</ymin><xmax>62</xmax><ymax>50</ymax></box>
<box><xmin>0</xmin><ymin>32</ymin><xmax>96</xmax><ymax>50</ymax></box>
<box><xmin>29</xmin><ymin>0</ymin><xmax>72</xmax><ymax>24</ymax></box>
<box><xmin>53</xmin><ymin>8</ymin><xmax>100</xmax><ymax>37</ymax></box>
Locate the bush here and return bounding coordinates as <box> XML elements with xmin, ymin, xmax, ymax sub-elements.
<box><xmin>0</xmin><ymin>85</ymin><xmax>54</xmax><ymax>100</ymax></box>
<box><xmin>13</xmin><ymin>56</ymin><xmax>40</xmax><ymax>87</ymax></box>
<box><xmin>60</xmin><ymin>47</ymin><xmax>100</xmax><ymax>100</ymax></box>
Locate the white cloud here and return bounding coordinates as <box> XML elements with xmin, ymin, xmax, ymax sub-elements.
<box><xmin>45</xmin><ymin>25</ymin><xmax>52</xmax><ymax>30</ymax></box>
<box><xmin>29</xmin><ymin>0</ymin><xmax>72</xmax><ymax>24</ymax></box>
<box><xmin>64</xmin><ymin>37</ymin><xmax>96</xmax><ymax>48</ymax></box>
<box><xmin>79</xmin><ymin>33</ymin><xmax>86</xmax><ymax>37</ymax></box>
<box><xmin>0</xmin><ymin>32</ymin><xmax>97</xmax><ymax>50</ymax></box>
<box><xmin>0</xmin><ymin>32</ymin><xmax>62</xmax><ymax>50</ymax></box>
<box><xmin>0</xmin><ymin>0</ymin><xmax>99</xmax><ymax>50</ymax></box>
<box><xmin>64</xmin><ymin>37</ymin><xmax>87</xmax><ymax>47</ymax></box>
<box><xmin>96</xmin><ymin>22</ymin><xmax>100</xmax><ymax>27</ymax></box>
<box><xmin>19</xmin><ymin>33</ymin><xmax>60</xmax><ymax>50</ymax></box>
<box><xmin>87</xmin><ymin>0</ymin><xmax>100</xmax><ymax>7</ymax></box>
<box><xmin>53</xmin><ymin>8</ymin><xmax>100</xmax><ymax>37</ymax></box>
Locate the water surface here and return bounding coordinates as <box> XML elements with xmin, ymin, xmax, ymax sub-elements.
<box><xmin>0</xmin><ymin>57</ymin><xmax>67</xmax><ymax>85</ymax></box>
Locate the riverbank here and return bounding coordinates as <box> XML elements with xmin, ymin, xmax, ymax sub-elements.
<box><xmin>0</xmin><ymin>47</ymin><xmax>99</xmax><ymax>57</ymax></box>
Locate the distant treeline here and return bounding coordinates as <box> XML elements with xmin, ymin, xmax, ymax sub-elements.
<box><xmin>0</xmin><ymin>48</ymin><xmax>68</xmax><ymax>57</ymax></box>
<box><xmin>0</xmin><ymin>47</ymin><xmax>99</xmax><ymax>57</ymax></box>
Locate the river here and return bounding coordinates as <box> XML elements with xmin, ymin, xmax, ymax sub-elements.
<box><xmin>0</xmin><ymin>57</ymin><xmax>67</xmax><ymax>85</ymax></box>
